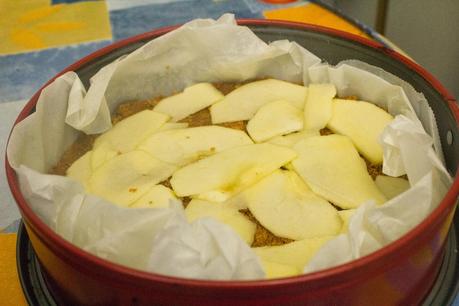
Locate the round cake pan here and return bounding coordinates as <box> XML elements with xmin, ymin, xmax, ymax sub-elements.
<box><xmin>6</xmin><ymin>20</ymin><xmax>459</xmax><ymax>306</ymax></box>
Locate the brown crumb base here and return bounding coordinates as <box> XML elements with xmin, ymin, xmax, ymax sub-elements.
<box><xmin>319</xmin><ymin>128</ymin><xmax>334</xmax><ymax>136</ymax></box>
<box><xmin>364</xmin><ymin>158</ymin><xmax>382</xmax><ymax>180</ymax></box>
<box><xmin>217</xmin><ymin>120</ymin><xmax>247</xmax><ymax>131</ymax></box>
<box><xmin>50</xmin><ymin>134</ymin><xmax>98</xmax><ymax>175</ymax></box>
<box><xmin>213</xmin><ymin>82</ymin><xmax>243</xmax><ymax>95</ymax></box>
<box><xmin>112</xmin><ymin>97</ymin><xmax>162</xmax><ymax>124</ymax></box>
<box><xmin>239</xmin><ymin>209</ymin><xmax>293</xmax><ymax>247</ymax></box>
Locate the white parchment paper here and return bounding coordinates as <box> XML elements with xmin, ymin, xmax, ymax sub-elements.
<box><xmin>7</xmin><ymin>14</ymin><xmax>452</xmax><ymax>279</ymax></box>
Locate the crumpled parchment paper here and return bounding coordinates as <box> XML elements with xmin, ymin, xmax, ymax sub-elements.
<box><xmin>7</xmin><ymin>14</ymin><xmax>452</xmax><ymax>279</ymax></box>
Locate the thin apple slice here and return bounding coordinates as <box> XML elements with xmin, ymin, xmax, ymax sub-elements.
<box><xmin>159</xmin><ymin>122</ymin><xmax>189</xmax><ymax>131</ymax></box>
<box><xmin>246</xmin><ymin>170</ymin><xmax>341</xmax><ymax>240</ymax></box>
<box><xmin>338</xmin><ymin>209</ymin><xmax>356</xmax><ymax>233</ymax></box>
<box><xmin>185</xmin><ymin>199</ymin><xmax>256</xmax><ymax>245</ymax></box>
<box><xmin>170</xmin><ymin>143</ymin><xmax>297</xmax><ymax>199</ymax></box>
<box><xmin>154</xmin><ymin>83</ymin><xmax>224</xmax><ymax>122</ymax></box>
<box><xmin>89</xmin><ymin>150</ymin><xmax>176</xmax><ymax>206</ymax></box>
<box><xmin>375</xmin><ymin>175</ymin><xmax>410</xmax><ymax>200</ymax></box>
<box><xmin>92</xmin><ymin>110</ymin><xmax>169</xmax><ymax>169</ymax></box>
<box><xmin>253</xmin><ymin>237</ymin><xmax>333</xmax><ymax>272</ymax></box>
<box><xmin>66</xmin><ymin>150</ymin><xmax>92</xmax><ymax>190</ymax></box>
<box><xmin>130</xmin><ymin>185</ymin><xmax>178</xmax><ymax>208</ymax></box>
<box><xmin>292</xmin><ymin>135</ymin><xmax>386</xmax><ymax>209</ymax></box>
<box><xmin>91</xmin><ymin>142</ymin><xmax>118</xmax><ymax>170</ymax></box>
<box><xmin>138</xmin><ymin>126</ymin><xmax>253</xmax><ymax>166</ymax></box>
<box><xmin>268</xmin><ymin>130</ymin><xmax>319</xmax><ymax>147</ymax></box>
<box><xmin>303</xmin><ymin>84</ymin><xmax>336</xmax><ymax>131</ymax></box>
<box><xmin>327</xmin><ymin>99</ymin><xmax>394</xmax><ymax>164</ymax></box>
<box><xmin>260</xmin><ymin>259</ymin><xmax>299</xmax><ymax>279</ymax></box>
<box><xmin>247</xmin><ymin>100</ymin><xmax>303</xmax><ymax>142</ymax></box>
<box><xmin>210</xmin><ymin>79</ymin><xmax>308</xmax><ymax>123</ymax></box>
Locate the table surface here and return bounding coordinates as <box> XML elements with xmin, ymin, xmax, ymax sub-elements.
<box><xmin>0</xmin><ymin>0</ymin><xmax>409</xmax><ymax>305</ymax></box>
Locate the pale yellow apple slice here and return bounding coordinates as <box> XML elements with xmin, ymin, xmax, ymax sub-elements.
<box><xmin>268</xmin><ymin>130</ymin><xmax>319</xmax><ymax>147</ymax></box>
<box><xmin>260</xmin><ymin>259</ymin><xmax>300</xmax><ymax>279</ymax></box>
<box><xmin>245</xmin><ymin>170</ymin><xmax>341</xmax><ymax>240</ymax></box>
<box><xmin>375</xmin><ymin>175</ymin><xmax>410</xmax><ymax>200</ymax></box>
<box><xmin>292</xmin><ymin>135</ymin><xmax>386</xmax><ymax>209</ymax></box>
<box><xmin>91</xmin><ymin>142</ymin><xmax>118</xmax><ymax>171</ymax></box>
<box><xmin>130</xmin><ymin>185</ymin><xmax>178</xmax><ymax>208</ymax></box>
<box><xmin>253</xmin><ymin>236</ymin><xmax>333</xmax><ymax>272</ymax></box>
<box><xmin>159</xmin><ymin>122</ymin><xmax>189</xmax><ymax>131</ymax></box>
<box><xmin>185</xmin><ymin>199</ymin><xmax>256</xmax><ymax>245</ymax></box>
<box><xmin>154</xmin><ymin>83</ymin><xmax>224</xmax><ymax>122</ymax></box>
<box><xmin>338</xmin><ymin>209</ymin><xmax>356</xmax><ymax>233</ymax></box>
<box><xmin>246</xmin><ymin>100</ymin><xmax>303</xmax><ymax>142</ymax></box>
<box><xmin>66</xmin><ymin>150</ymin><xmax>92</xmax><ymax>190</ymax></box>
<box><xmin>327</xmin><ymin>99</ymin><xmax>394</xmax><ymax>164</ymax></box>
<box><xmin>138</xmin><ymin>126</ymin><xmax>253</xmax><ymax>166</ymax></box>
<box><xmin>89</xmin><ymin>150</ymin><xmax>176</xmax><ymax>206</ymax></box>
<box><xmin>210</xmin><ymin>79</ymin><xmax>308</xmax><ymax>123</ymax></box>
<box><xmin>170</xmin><ymin>143</ymin><xmax>297</xmax><ymax>199</ymax></box>
<box><xmin>303</xmin><ymin>83</ymin><xmax>336</xmax><ymax>131</ymax></box>
<box><xmin>91</xmin><ymin>110</ymin><xmax>169</xmax><ymax>169</ymax></box>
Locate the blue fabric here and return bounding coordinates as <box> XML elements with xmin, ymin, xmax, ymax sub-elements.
<box><xmin>0</xmin><ymin>41</ymin><xmax>111</xmax><ymax>103</ymax></box>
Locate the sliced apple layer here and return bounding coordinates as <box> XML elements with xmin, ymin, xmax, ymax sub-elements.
<box><xmin>259</xmin><ymin>259</ymin><xmax>299</xmax><ymax>279</ymax></box>
<box><xmin>66</xmin><ymin>150</ymin><xmax>92</xmax><ymax>190</ymax></box>
<box><xmin>338</xmin><ymin>209</ymin><xmax>356</xmax><ymax>233</ymax></box>
<box><xmin>292</xmin><ymin>135</ymin><xmax>386</xmax><ymax>209</ymax></box>
<box><xmin>245</xmin><ymin>170</ymin><xmax>341</xmax><ymax>240</ymax></box>
<box><xmin>254</xmin><ymin>236</ymin><xmax>333</xmax><ymax>278</ymax></box>
<box><xmin>170</xmin><ymin>143</ymin><xmax>297</xmax><ymax>199</ymax></box>
<box><xmin>268</xmin><ymin>130</ymin><xmax>319</xmax><ymax>148</ymax></box>
<box><xmin>159</xmin><ymin>122</ymin><xmax>189</xmax><ymax>131</ymax></box>
<box><xmin>327</xmin><ymin>99</ymin><xmax>393</xmax><ymax>164</ymax></box>
<box><xmin>130</xmin><ymin>185</ymin><xmax>178</xmax><ymax>209</ymax></box>
<box><xmin>154</xmin><ymin>83</ymin><xmax>224</xmax><ymax>122</ymax></box>
<box><xmin>375</xmin><ymin>175</ymin><xmax>410</xmax><ymax>200</ymax></box>
<box><xmin>210</xmin><ymin>79</ymin><xmax>308</xmax><ymax>123</ymax></box>
<box><xmin>185</xmin><ymin>199</ymin><xmax>256</xmax><ymax>245</ymax></box>
<box><xmin>138</xmin><ymin>126</ymin><xmax>253</xmax><ymax>166</ymax></box>
<box><xmin>247</xmin><ymin>100</ymin><xmax>303</xmax><ymax>142</ymax></box>
<box><xmin>92</xmin><ymin>110</ymin><xmax>169</xmax><ymax>169</ymax></box>
<box><xmin>89</xmin><ymin>150</ymin><xmax>177</xmax><ymax>207</ymax></box>
<box><xmin>303</xmin><ymin>83</ymin><xmax>336</xmax><ymax>131</ymax></box>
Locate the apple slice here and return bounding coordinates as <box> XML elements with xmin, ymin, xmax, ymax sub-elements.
<box><xmin>375</xmin><ymin>175</ymin><xmax>410</xmax><ymax>200</ymax></box>
<box><xmin>327</xmin><ymin>99</ymin><xmax>394</xmax><ymax>164</ymax></box>
<box><xmin>89</xmin><ymin>150</ymin><xmax>177</xmax><ymax>206</ymax></box>
<box><xmin>268</xmin><ymin>130</ymin><xmax>319</xmax><ymax>147</ymax></box>
<box><xmin>159</xmin><ymin>122</ymin><xmax>189</xmax><ymax>131</ymax></box>
<box><xmin>253</xmin><ymin>237</ymin><xmax>333</xmax><ymax>273</ymax></box>
<box><xmin>130</xmin><ymin>185</ymin><xmax>178</xmax><ymax>209</ymax></box>
<box><xmin>292</xmin><ymin>135</ymin><xmax>386</xmax><ymax>209</ymax></box>
<box><xmin>185</xmin><ymin>199</ymin><xmax>256</xmax><ymax>245</ymax></box>
<box><xmin>247</xmin><ymin>100</ymin><xmax>303</xmax><ymax>142</ymax></box>
<box><xmin>245</xmin><ymin>170</ymin><xmax>341</xmax><ymax>240</ymax></box>
<box><xmin>303</xmin><ymin>84</ymin><xmax>336</xmax><ymax>131</ymax></box>
<box><xmin>338</xmin><ymin>209</ymin><xmax>356</xmax><ymax>233</ymax></box>
<box><xmin>92</xmin><ymin>110</ymin><xmax>169</xmax><ymax>169</ymax></box>
<box><xmin>66</xmin><ymin>150</ymin><xmax>92</xmax><ymax>190</ymax></box>
<box><xmin>154</xmin><ymin>83</ymin><xmax>224</xmax><ymax>122</ymax></box>
<box><xmin>210</xmin><ymin>79</ymin><xmax>308</xmax><ymax>123</ymax></box>
<box><xmin>170</xmin><ymin>143</ymin><xmax>297</xmax><ymax>199</ymax></box>
<box><xmin>91</xmin><ymin>142</ymin><xmax>118</xmax><ymax>170</ymax></box>
<box><xmin>138</xmin><ymin>126</ymin><xmax>253</xmax><ymax>166</ymax></box>
<box><xmin>259</xmin><ymin>259</ymin><xmax>299</xmax><ymax>279</ymax></box>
